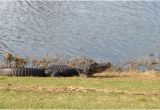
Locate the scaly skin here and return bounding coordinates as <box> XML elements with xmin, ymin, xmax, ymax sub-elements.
<box><xmin>0</xmin><ymin>67</ymin><xmax>46</xmax><ymax>77</ymax></box>
<box><xmin>0</xmin><ymin>65</ymin><xmax>78</xmax><ymax>77</ymax></box>
<box><xmin>0</xmin><ymin>62</ymin><xmax>111</xmax><ymax>77</ymax></box>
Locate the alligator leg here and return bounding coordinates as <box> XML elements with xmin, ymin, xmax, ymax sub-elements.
<box><xmin>50</xmin><ymin>70</ymin><xmax>61</xmax><ymax>77</ymax></box>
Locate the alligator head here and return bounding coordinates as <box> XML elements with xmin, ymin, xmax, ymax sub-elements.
<box><xmin>86</xmin><ymin>62</ymin><xmax>111</xmax><ymax>76</ymax></box>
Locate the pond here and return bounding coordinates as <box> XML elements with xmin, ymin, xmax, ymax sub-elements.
<box><xmin>0</xmin><ymin>1</ymin><xmax>160</xmax><ymax>64</ymax></box>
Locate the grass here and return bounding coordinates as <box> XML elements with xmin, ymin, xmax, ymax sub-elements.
<box><xmin>0</xmin><ymin>72</ymin><xmax>160</xmax><ymax>109</ymax></box>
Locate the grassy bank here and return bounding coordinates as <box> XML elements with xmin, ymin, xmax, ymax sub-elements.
<box><xmin>0</xmin><ymin>72</ymin><xmax>160</xmax><ymax>109</ymax></box>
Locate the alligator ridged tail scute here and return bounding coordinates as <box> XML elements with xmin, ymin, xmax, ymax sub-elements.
<box><xmin>0</xmin><ymin>67</ymin><xmax>46</xmax><ymax>77</ymax></box>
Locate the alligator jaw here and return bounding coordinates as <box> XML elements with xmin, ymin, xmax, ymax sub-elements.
<box><xmin>88</xmin><ymin>62</ymin><xmax>111</xmax><ymax>74</ymax></box>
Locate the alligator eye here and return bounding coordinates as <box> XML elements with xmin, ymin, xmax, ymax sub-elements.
<box><xmin>107</xmin><ymin>62</ymin><xmax>112</xmax><ymax>68</ymax></box>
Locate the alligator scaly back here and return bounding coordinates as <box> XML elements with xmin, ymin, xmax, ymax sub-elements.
<box><xmin>0</xmin><ymin>65</ymin><xmax>80</xmax><ymax>77</ymax></box>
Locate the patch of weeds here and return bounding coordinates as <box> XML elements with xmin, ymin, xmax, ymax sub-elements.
<box><xmin>137</xmin><ymin>97</ymin><xmax>148</xmax><ymax>102</ymax></box>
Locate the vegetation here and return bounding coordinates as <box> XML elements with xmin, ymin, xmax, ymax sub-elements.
<box><xmin>1</xmin><ymin>52</ymin><xmax>96</xmax><ymax>68</ymax></box>
<box><xmin>0</xmin><ymin>71</ymin><xmax>160</xmax><ymax>109</ymax></box>
<box><xmin>1</xmin><ymin>52</ymin><xmax>160</xmax><ymax>108</ymax></box>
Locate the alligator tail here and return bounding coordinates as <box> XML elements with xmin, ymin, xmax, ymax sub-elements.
<box><xmin>0</xmin><ymin>67</ymin><xmax>46</xmax><ymax>77</ymax></box>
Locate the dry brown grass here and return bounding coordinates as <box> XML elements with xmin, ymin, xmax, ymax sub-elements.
<box><xmin>0</xmin><ymin>75</ymin><xmax>160</xmax><ymax>109</ymax></box>
<box><xmin>93</xmin><ymin>68</ymin><xmax>160</xmax><ymax>80</ymax></box>
<box><xmin>0</xmin><ymin>85</ymin><xmax>160</xmax><ymax>96</ymax></box>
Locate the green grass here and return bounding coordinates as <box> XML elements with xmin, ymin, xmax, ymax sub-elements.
<box><xmin>0</xmin><ymin>76</ymin><xmax>160</xmax><ymax>109</ymax></box>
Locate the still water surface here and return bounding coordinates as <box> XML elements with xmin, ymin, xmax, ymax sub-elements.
<box><xmin>0</xmin><ymin>1</ymin><xmax>160</xmax><ymax>63</ymax></box>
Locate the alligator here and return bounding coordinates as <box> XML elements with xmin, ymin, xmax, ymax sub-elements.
<box><xmin>0</xmin><ymin>62</ymin><xmax>111</xmax><ymax>77</ymax></box>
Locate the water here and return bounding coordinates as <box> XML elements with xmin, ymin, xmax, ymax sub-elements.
<box><xmin>0</xmin><ymin>1</ymin><xmax>160</xmax><ymax>64</ymax></box>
